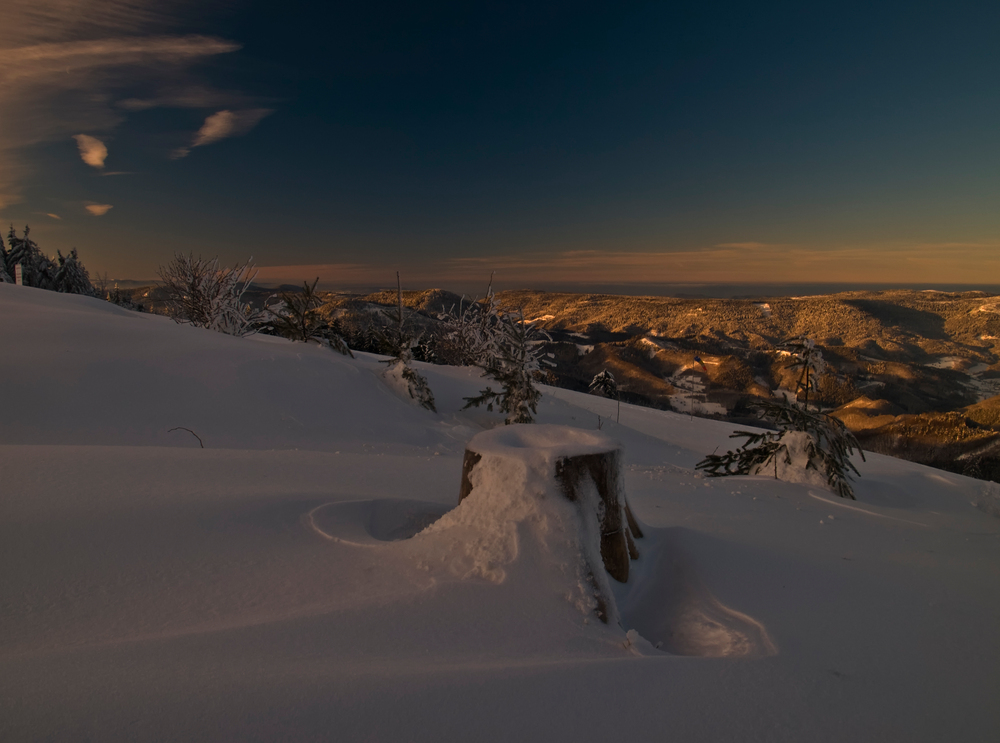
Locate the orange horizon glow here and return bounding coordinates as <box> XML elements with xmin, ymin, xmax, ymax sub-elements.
<box><xmin>250</xmin><ymin>241</ymin><xmax>1000</xmax><ymax>289</ymax></box>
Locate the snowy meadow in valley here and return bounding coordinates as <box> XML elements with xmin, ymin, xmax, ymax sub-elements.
<box><xmin>1</xmin><ymin>282</ymin><xmax>998</xmax><ymax>742</ymax></box>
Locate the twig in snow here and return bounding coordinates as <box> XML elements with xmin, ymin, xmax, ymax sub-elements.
<box><xmin>168</xmin><ymin>427</ymin><xmax>204</xmax><ymax>448</ymax></box>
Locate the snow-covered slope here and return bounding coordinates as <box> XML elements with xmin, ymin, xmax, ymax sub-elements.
<box><xmin>2</xmin><ymin>282</ymin><xmax>998</xmax><ymax>742</ymax></box>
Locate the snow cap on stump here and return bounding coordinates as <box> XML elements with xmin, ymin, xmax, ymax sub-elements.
<box><xmin>453</xmin><ymin>424</ymin><xmax>642</xmax><ymax>623</ymax></box>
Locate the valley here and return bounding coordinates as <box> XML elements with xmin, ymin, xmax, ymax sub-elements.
<box><xmin>127</xmin><ymin>282</ymin><xmax>1000</xmax><ymax>481</ymax></box>
<box><xmin>323</xmin><ymin>287</ymin><xmax>1000</xmax><ymax>481</ymax></box>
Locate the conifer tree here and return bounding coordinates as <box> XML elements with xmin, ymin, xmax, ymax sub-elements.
<box><xmin>362</xmin><ymin>323</ymin><xmax>384</xmax><ymax>354</ymax></box>
<box><xmin>0</xmin><ymin>230</ymin><xmax>11</xmax><ymax>283</ymax></box>
<box><xmin>377</xmin><ymin>273</ymin><xmax>435</xmax><ymax>411</ymax></box>
<box><xmin>413</xmin><ymin>334</ymin><xmax>438</xmax><ymax>364</ymax></box>
<box><xmin>695</xmin><ymin>398</ymin><xmax>864</xmax><ymax>499</ymax></box>
<box><xmin>440</xmin><ymin>277</ymin><xmax>550</xmax><ymax>424</ymax></box>
<box><xmin>589</xmin><ymin>369</ymin><xmax>620</xmax><ymax>422</ymax></box>
<box><xmin>54</xmin><ymin>249</ymin><xmax>96</xmax><ymax>295</ymax></box>
<box><xmin>784</xmin><ymin>336</ymin><xmax>825</xmax><ymax>410</ymax></box>
<box><xmin>460</xmin><ymin>303</ymin><xmax>549</xmax><ymax>425</ymax></box>
<box><xmin>6</xmin><ymin>225</ymin><xmax>57</xmax><ymax>289</ymax></box>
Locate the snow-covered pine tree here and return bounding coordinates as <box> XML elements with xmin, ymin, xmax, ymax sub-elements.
<box><xmin>0</xmin><ymin>230</ymin><xmax>11</xmax><ymax>283</ymax></box>
<box><xmin>360</xmin><ymin>322</ymin><xmax>384</xmax><ymax>354</ymax></box>
<box><xmin>695</xmin><ymin>398</ymin><xmax>865</xmax><ymax>499</ymax></box>
<box><xmin>157</xmin><ymin>253</ymin><xmax>266</xmax><ymax>337</ymax></box>
<box><xmin>589</xmin><ymin>369</ymin><xmax>620</xmax><ymax>422</ymax></box>
<box><xmin>6</xmin><ymin>225</ymin><xmax>57</xmax><ymax>289</ymax></box>
<box><xmin>462</xmin><ymin>305</ymin><xmax>549</xmax><ymax>425</ymax></box>
<box><xmin>377</xmin><ymin>273</ymin><xmax>435</xmax><ymax>411</ymax></box>
<box><xmin>413</xmin><ymin>333</ymin><xmax>438</xmax><ymax>364</ymax></box>
<box><xmin>265</xmin><ymin>278</ymin><xmax>352</xmax><ymax>355</ymax></box>
<box><xmin>54</xmin><ymin>249</ymin><xmax>96</xmax><ymax>295</ymax></box>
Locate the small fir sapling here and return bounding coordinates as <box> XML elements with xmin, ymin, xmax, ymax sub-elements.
<box><xmin>361</xmin><ymin>323</ymin><xmax>386</xmax><ymax>355</ymax></box>
<box><xmin>695</xmin><ymin>397</ymin><xmax>865</xmax><ymax>499</ymax></box>
<box><xmin>266</xmin><ymin>278</ymin><xmax>352</xmax><ymax>355</ymax></box>
<box><xmin>157</xmin><ymin>253</ymin><xmax>266</xmax><ymax>337</ymax></box>
<box><xmin>413</xmin><ymin>334</ymin><xmax>438</xmax><ymax>364</ymax></box>
<box><xmin>456</xmin><ymin>284</ymin><xmax>551</xmax><ymax>424</ymax></box>
<box><xmin>377</xmin><ymin>273</ymin><xmax>436</xmax><ymax>411</ymax></box>
<box><xmin>589</xmin><ymin>369</ymin><xmax>620</xmax><ymax>422</ymax></box>
<box><xmin>784</xmin><ymin>335</ymin><xmax>826</xmax><ymax>410</ymax></box>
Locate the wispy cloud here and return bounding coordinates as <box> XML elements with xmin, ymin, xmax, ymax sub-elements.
<box><xmin>0</xmin><ymin>1</ymin><xmax>244</xmax><ymax>209</ymax></box>
<box><xmin>256</xmin><ymin>241</ymin><xmax>1000</xmax><ymax>288</ymax></box>
<box><xmin>73</xmin><ymin>134</ymin><xmax>108</xmax><ymax>168</ymax></box>
<box><xmin>171</xmin><ymin>109</ymin><xmax>273</xmax><ymax>159</ymax></box>
<box><xmin>85</xmin><ymin>204</ymin><xmax>113</xmax><ymax>216</ymax></box>
<box><xmin>0</xmin><ymin>35</ymin><xmax>237</xmax><ymax>76</ymax></box>
<box><xmin>116</xmin><ymin>85</ymin><xmax>259</xmax><ymax>112</ymax></box>
<box><xmin>0</xmin><ymin>1</ymin><xmax>175</xmax><ymax>46</ymax></box>
<box><xmin>714</xmin><ymin>242</ymin><xmax>783</xmax><ymax>250</ymax></box>
<box><xmin>45</xmin><ymin>213</ymin><xmax>61</xmax><ymax>220</ymax></box>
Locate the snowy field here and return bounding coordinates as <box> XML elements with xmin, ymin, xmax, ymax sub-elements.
<box><xmin>2</xmin><ymin>282</ymin><xmax>999</xmax><ymax>742</ymax></box>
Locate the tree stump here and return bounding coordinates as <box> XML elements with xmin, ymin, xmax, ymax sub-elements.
<box><xmin>459</xmin><ymin>424</ymin><xmax>643</xmax><ymax>585</ymax></box>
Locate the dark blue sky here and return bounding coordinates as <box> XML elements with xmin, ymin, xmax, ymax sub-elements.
<box><xmin>3</xmin><ymin>1</ymin><xmax>998</xmax><ymax>288</ymax></box>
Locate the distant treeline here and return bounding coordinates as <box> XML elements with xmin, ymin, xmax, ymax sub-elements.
<box><xmin>0</xmin><ymin>224</ymin><xmax>146</xmax><ymax>309</ymax></box>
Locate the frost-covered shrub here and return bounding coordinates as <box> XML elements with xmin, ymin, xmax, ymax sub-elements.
<box><xmin>158</xmin><ymin>254</ymin><xmax>266</xmax><ymax>337</ymax></box>
<box><xmin>438</xmin><ymin>287</ymin><xmax>502</xmax><ymax>367</ymax></box>
<box><xmin>695</xmin><ymin>398</ymin><xmax>865</xmax><ymax>499</ymax></box>
<box><xmin>266</xmin><ymin>278</ymin><xmax>352</xmax><ymax>355</ymax></box>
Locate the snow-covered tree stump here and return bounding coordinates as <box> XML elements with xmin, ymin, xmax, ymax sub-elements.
<box><xmin>459</xmin><ymin>425</ymin><xmax>642</xmax><ymax>585</ymax></box>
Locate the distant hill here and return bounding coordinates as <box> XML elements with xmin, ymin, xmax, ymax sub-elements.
<box><xmin>113</xmin><ymin>282</ymin><xmax>1000</xmax><ymax>482</ymax></box>
<box><xmin>315</xmin><ymin>287</ymin><xmax>1000</xmax><ymax>481</ymax></box>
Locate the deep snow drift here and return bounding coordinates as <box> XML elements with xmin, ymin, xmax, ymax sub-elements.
<box><xmin>1</xmin><ymin>282</ymin><xmax>998</xmax><ymax>742</ymax></box>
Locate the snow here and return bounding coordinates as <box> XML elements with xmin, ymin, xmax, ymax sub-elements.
<box><xmin>926</xmin><ymin>356</ymin><xmax>965</xmax><ymax>370</ymax></box>
<box><xmin>416</xmin><ymin>425</ymin><xmax>618</xmax><ymax>623</ymax></box>
<box><xmin>2</xmin><ymin>282</ymin><xmax>999</xmax><ymax>742</ymax></box>
<box><xmin>924</xmin><ymin>357</ymin><xmax>1000</xmax><ymax>401</ymax></box>
<box><xmin>669</xmin><ymin>367</ymin><xmax>728</xmax><ymax>416</ymax></box>
<box><xmin>639</xmin><ymin>335</ymin><xmax>670</xmax><ymax>357</ymax></box>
